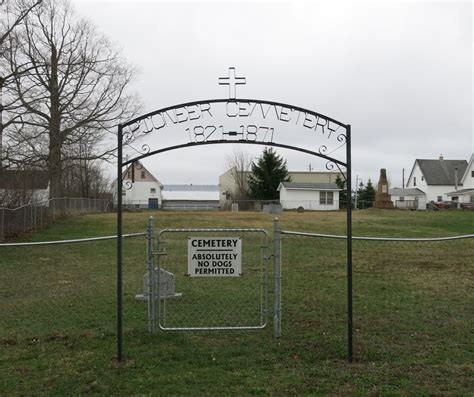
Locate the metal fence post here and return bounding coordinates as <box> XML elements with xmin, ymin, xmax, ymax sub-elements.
<box><xmin>117</xmin><ymin>124</ymin><xmax>124</xmax><ymax>361</ymax></box>
<box><xmin>273</xmin><ymin>217</ymin><xmax>281</xmax><ymax>338</ymax></box>
<box><xmin>346</xmin><ymin>124</ymin><xmax>353</xmax><ymax>363</ymax></box>
<box><xmin>146</xmin><ymin>216</ymin><xmax>157</xmax><ymax>333</ymax></box>
<box><xmin>0</xmin><ymin>208</ymin><xmax>4</xmax><ymax>240</ymax></box>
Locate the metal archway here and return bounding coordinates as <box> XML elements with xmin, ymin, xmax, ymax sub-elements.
<box><xmin>116</xmin><ymin>95</ymin><xmax>353</xmax><ymax>363</ymax></box>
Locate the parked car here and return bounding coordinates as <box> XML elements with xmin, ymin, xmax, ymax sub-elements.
<box><xmin>433</xmin><ymin>201</ymin><xmax>456</xmax><ymax>210</ymax></box>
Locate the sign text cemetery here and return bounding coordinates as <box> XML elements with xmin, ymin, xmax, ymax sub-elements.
<box><xmin>187</xmin><ymin>237</ymin><xmax>242</xmax><ymax>277</ymax></box>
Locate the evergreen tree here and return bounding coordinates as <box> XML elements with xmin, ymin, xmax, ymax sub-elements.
<box><xmin>364</xmin><ymin>179</ymin><xmax>376</xmax><ymax>205</ymax></box>
<box><xmin>356</xmin><ymin>181</ymin><xmax>365</xmax><ymax>209</ymax></box>
<box><xmin>335</xmin><ymin>174</ymin><xmax>347</xmax><ymax>208</ymax></box>
<box><xmin>357</xmin><ymin>179</ymin><xmax>375</xmax><ymax>208</ymax></box>
<box><xmin>248</xmin><ymin>148</ymin><xmax>290</xmax><ymax>200</ymax></box>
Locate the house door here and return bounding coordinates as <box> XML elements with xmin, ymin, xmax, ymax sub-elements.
<box><xmin>148</xmin><ymin>198</ymin><xmax>159</xmax><ymax>210</ymax></box>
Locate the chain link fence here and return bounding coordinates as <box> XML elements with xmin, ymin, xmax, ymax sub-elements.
<box><xmin>152</xmin><ymin>228</ymin><xmax>270</xmax><ymax>331</ymax></box>
<box><xmin>0</xmin><ymin>233</ymin><xmax>145</xmax><ymax>342</ymax></box>
<box><xmin>0</xmin><ymin>226</ymin><xmax>472</xmax><ymax>361</ymax></box>
<box><xmin>0</xmin><ymin>197</ymin><xmax>112</xmax><ymax>240</ymax></box>
<box><xmin>278</xmin><ymin>232</ymin><xmax>473</xmax><ymax>357</ymax></box>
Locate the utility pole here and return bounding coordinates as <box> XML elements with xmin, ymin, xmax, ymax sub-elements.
<box><xmin>354</xmin><ymin>174</ymin><xmax>359</xmax><ymax>209</ymax></box>
<box><xmin>308</xmin><ymin>164</ymin><xmax>313</xmax><ymax>172</ymax></box>
<box><xmin>402</xmin><ymin>168</ymin><xmax>405</xmax><ymax>188</ymax></box>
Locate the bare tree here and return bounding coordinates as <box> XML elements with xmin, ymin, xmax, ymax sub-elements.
<box><xmin>225</xmin><ymin>148</ymin><xmax>252</xmax><ymax>201</ymax></box>
<box><xmin>0</xmin><ymin>167</ymin><xmax>48</xmax><ymax>207</ymax></box>
<box><xmin>3</xmin><ymin>0</ymin><xmax>140</xmax><ymax>197</ymax></box>
<box><xmin>0</xmin><ymin>0</ymin><xmax>42</xmax><ymax>168</ymax></box>
<box><xmin>0</xmin><ymin>0</ymin><xmax>42</xmax><ymax>50</ymax></box>
<box><xmin>62</xmin><ymin>137</ymin><xmax>111</xmax><ymax>198</ymax></box>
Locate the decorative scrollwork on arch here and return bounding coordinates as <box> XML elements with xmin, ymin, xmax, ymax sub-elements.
<box><xmin>124</xmin><ymin>143</ymin><xmax>151</xmax><ymax>159</ymax></box>
<box><xmin>319</xmin><ymin>145</ymin><xmax>328</xmax><ymax>155</ymax></box>
<box><xmin>336</xmin><ymin>133</ymin><xmax>347</xmax><ymax>144</ymax></box>
<box><xmin>325</xmin><ymin>160</ymin><xmax>336</xmax><ymax>171</ymax></box>
<box><xmin>140</xmin><ymin>144</ymin><xmax>151</xmax><ymax>155</ymax></box>
<box><xmin>123</xmin><ymin>131</ymin><xmax>133</xmax><ymax>145</ymax></box>
<box><xmin>122</xmin><ymin>179</ymin><xmax>133</xmax><ymax>191</ymax></box>
<box><xmin>325</xmin><ymin>160</ymin><xmax>347</xmax><ymax>182</ymax></box>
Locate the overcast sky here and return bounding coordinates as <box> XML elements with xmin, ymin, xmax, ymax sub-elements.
<box><xmin>72</xmin><ymin>0</ymin><xmax>472</xmax><ymax>187</ymax></box>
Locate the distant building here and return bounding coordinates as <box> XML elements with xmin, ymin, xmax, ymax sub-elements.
<box><xmin>389</xmin><ymin>188</ymin><xmax>427</xmax><ymax>210</ymax></box>
<box><xmin>161</xmin><ymin>185</ymin><xmax>219</xmax><ymax>210</ymax></box>
<box><xmin>113</xmin><ymin>162</ymin><xmax>163</xmax><ymax>209</ymax></box>
<box><xmin>277</xmin><ymin>182</ymin><xmax>341</xmax><ymax>211</ymax></box>
<box><xmin>445</xmin><ymin>154</ymin><xmax>474</xmax><ymax>207</ymax></box>
<box><xmin>0</xmin><ymin>169</ymin><xmax>49</xmax><ymax>206</ymax></box>
<box><xmin>219</xmin><ymin>167</ymin><xmax>345</xmax><ymax>207</ymax></box>
<box><xmin>406</xmin><ymin>155</ymin><xmax>468</xmax><ymax>202</ymax></box>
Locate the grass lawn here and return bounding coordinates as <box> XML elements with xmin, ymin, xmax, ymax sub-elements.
<box><xmin>0</xmin><ymin>209</ymin><xmax>473</xmax><ymax>395</ymax></box>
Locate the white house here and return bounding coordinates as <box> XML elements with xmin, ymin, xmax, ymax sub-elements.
<box><xmin>219</xmin><ymin>167</ymin><xmax>345</xmax><ymax>207</ymax></box>
<box><xmin>389</xmin><ymin>188</ymin><xmax>427</xmax><ymax>210</ymax></box>
<box><xmin>277</xmin><ymin>182</ymin><xmax>341</xmax><ymax>211</ymax></box>
<box><xmin>406</xmin><ymin>156</ymin><xmax>468</xmax><ymax>202</ymax></box>
<box><xmin>446</xmin><ymin>154</ymin><xmax>474</xmax><ymax>207</ymax></box>
<box><xmin>0</xmin><ymin>169</ymin><xmax>50</xmax><ymax>206</ymax></box>
<box><xmin>114</xmin><ymin>162</ymin><xmax>163</xmax><ymax>209</ymax></box>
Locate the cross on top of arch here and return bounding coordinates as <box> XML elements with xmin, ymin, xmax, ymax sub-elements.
<box><xmin>218</xmin><ymin>67</ymin><xmax>246</xmax><ymax>99</ymax></box>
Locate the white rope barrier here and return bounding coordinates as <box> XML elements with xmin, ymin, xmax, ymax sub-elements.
<box><xmin>0</xmin><ymin>232</ymin><xmax>146</xmax><ymax>247</ymax></box>
<box><xmin>280</xmin><ymin>230</ymin><xmax>474</xmax><ymax>242</ymax></box>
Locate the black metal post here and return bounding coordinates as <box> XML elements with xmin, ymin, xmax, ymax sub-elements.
<box><xmin>117</xmin><ymin>124</ymin><xmax>123</xmax><ymax>362</ymax></box>
<box><xmin>346</xmin><ymin>125</ymin><xmax>353</xmax><ymax>362</ymax></box>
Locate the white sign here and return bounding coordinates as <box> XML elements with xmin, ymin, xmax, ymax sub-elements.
<box><xmin>188</xmin><ymin>237</ymin><xmax>242</xmax><ymax>277</ymax></box>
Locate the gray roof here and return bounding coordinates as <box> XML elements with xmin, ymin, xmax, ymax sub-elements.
<box><xmin>163</xmin><ymin>184</ymin><xmax>219</xmax><ymax>192</ymax></box>
<box><xmin>446</xmin><ymin>188</ymin><xmax>474</xmax><ymax>196</ymax></box>
<box><xmin>389</xmin><ymin>188</ymin><xmax>425</xmax><ymax>196</ymax></box>
<box><xmin>417</xmin><ymin>159</ymin><xmax>468</xmax><ymax>185</ymax></box>
<box><xmin>280</xmin><ymin>182</ymin><xmax>340</xmax><ymax>190</ymax></box>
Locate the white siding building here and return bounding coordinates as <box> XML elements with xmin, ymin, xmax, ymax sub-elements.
<box><xmin>0</xmin><ymin>169</ymin><xmax>50</xmax><ymax>206</ymax></box>
<box><xmin>161</xmin><ymin>185</ymin><xmax>219</xmax><ymax>210</ymax></box>
<box><xmin>406</xmin><ymin>156</ymin><xmax>468</xmax><ymax>202</ymax></box>
<box><xmin>278</xmin><ymin>182</ymin><xmax>341</xmax><ymax>211</ymax></box>
<box><xmin>389</xmin><ymin>188</ymin><xmax>427</xmax><ymax>210</ymax></box>
<box><xmin>446</xmin><ymin>154</ymin><xmax>474</xmax><ymax>207</ymax></box>
<box><xmin>114</xmin><ymin>162</ymin><xmax>163</xmax><ymax>209</ymax></box>
<box><xmin>219</xmin><ymin>167</ymin><xmax>345</xmax><ymax>207</ymax></box>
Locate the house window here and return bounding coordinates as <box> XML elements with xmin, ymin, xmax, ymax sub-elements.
<box><xmin>413</xmin><ymin>177</ymin><xmax>416</xmax><ymax>186</ymax></box>
<box><xmin>421</xmin><ymin>176</ymin><xmax>424</xmax><ymax>181</ymax></box>
<box><xmin>470</xmin><ymin>195</ymin><xmax>474</xmax><ymax>203</ymax></box>
<box><xmin>399</xmin><ymin>196</ymin><xmax>405</xmax><ymax>202</ymax></box>
<box><xmin>472</xmin><ymin>171</ymin><xmax>474</xmax><ymax>178</ymax></box>
<box><xmin>141</xmin><ymin>171</ymin><xmax>146</xmax><ymax>179</ymax></box>
<box><xmin>127</xmin><ymin>170</ymin><xmax>132</xmax><ymax>178</ymax></box>
<box><xmin>150</xmin><ymin>188</ymin><xmax>156</xmax><ymax>194</ymax></box>
<box><xmin>451</xmin><ymin>196</ymin><xmax>459</xmax><ymax>201</ymax></box>
<box><xmin>437</xmin><ymin>196</ymin><xmax>442</xmax><ymax>202</ymax></box>
<box><xmin>320</xmin><ymin>191</ymin><xmax>334</xmax><ymax>205</ymax></box>
<box><xmin>122</xmin><ymin>190</ymin><xmax>126</xmax><ymax>196</ymax></box>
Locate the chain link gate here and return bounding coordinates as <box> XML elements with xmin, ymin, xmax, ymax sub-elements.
<box><xmin>141</xmin><ymin>217</ymin><xmax>281</xmax><ymax>335</ymax></box>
